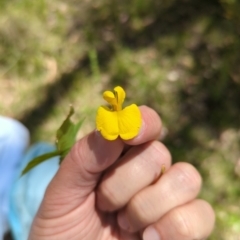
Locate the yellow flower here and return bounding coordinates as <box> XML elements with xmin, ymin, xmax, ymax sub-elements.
<box><xmin>96</xmin><ymin>86</ymin><xmax>142</xmax><ymax>140</ymax></box>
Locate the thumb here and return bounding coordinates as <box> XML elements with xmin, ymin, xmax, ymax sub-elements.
<box><xmin>40</xmin><ymin>131</ymin><xmax>124</xmax><ymax>217</ymax></box>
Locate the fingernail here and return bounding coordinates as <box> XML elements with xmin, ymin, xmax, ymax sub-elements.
<box><xmin>143</xmin><ymin>226</ymin><xmax>161</xmax><ymax>240</ymax></box>
<box><xmin>118</xmin><ymin>213</ymin><xmax>130</xmax><ymax>231</ymax></box>
<box><xmin>139</xmin><ymin>119</ymin><xmax>146</xmax><ymax>136</ymax></box>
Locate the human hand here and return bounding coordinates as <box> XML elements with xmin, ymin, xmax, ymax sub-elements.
<box><xmin>29</xmin><ymin>106</ymin><xmax>215</xmax><ymax>240</ymax></box>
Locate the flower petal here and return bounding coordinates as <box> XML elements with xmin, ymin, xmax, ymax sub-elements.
<box><xmin>118</xmin><ymin>104</ymin><xmax>142</xmax><ymax>140</ymax></box>
<box><xmin>114</xmin><ymin>86</ymin><xmax>126</xmax><ymax>107</ymax></box>
<box><xmin>103</xmin><ymin>91</ymin><xmax>117</xmax><ymax>106</ymax></box>
<box><xmin>96</xmin><ymin>106</ymin><xmax>119</xmax><ymax>140</ymax></box>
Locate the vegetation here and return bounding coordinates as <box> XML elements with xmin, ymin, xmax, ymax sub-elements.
<box><xmin>1</xmin><ymin>0</ymin><xmax>240</xmax><ymax>239</ymax></box>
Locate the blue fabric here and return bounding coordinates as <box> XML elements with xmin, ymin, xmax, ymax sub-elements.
<box><xmin>0</xmin><ymin>116</ymin><xmax>29</xmax><ymax>240</ymax></box>
<box><xmin>8</xmin><ymin>143</ymin><xmax>59</xmax><ymax>240</ymax></box>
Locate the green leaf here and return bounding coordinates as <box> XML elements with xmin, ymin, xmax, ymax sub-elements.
<box><xmin>56</xmin><ymin>105</ymin><xmax>74</xmax><ymax>141</ymax></box>
<box><xmin>21</xmin><ymin>105</ymin><xmax>84</xmax><ymax>175</ymax></box>
<box><xmin>21</xmin><ymin>150</ymin><xmax>60</xmax><ymax>176</ymax></box>
<box><xmin>56</xmin><ymin>106</ymin><xmax>84</xmax><ymax>163</ymax></box>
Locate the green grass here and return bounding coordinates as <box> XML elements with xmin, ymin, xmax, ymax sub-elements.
<box><xmin>1</xmin><ymin>0</ymin><xmax>240</xmax><ymax>239</ymax></box>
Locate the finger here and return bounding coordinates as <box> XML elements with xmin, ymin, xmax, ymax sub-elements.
<box><xmin>117</xmin><ymin>162</ymin><xmax>202</xmax><ymax>232</ymax></box>
<box><xmin>124</xmin><ymin>105</ymin><xmax>162</xmax><ymax>145</ymax></box>
<box><xmin>97</xmin><ymin>141</ymin><xmax>171</xmax><ymax>211</ymax></box>
<box><xmin>40</xmin><ymin>132</ymin><xmax>124</xmax><ymax>217</ymax></box>
<box><xmin>143</xmin><ymin>199</ymin><xmax>215</xmax><ymax>240</ymax></box>
<box><xmin>119</xmin><ymin>105</ymin><xmax>162</xmax><ymax>157</ymax></box>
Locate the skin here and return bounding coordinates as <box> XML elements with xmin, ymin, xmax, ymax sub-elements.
<box><xmin>29</xmin><ymin>106</ymin><xmax>215</xmax><ymax>240</ymax></box>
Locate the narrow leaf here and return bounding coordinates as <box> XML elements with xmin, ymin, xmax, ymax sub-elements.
<box><xmin>21</xmin><ymin>150</ymin><xmax>60</xmax><ymax>176</ymax></box>
<box><xmin>58</xmin><ymin>117</ymin><xmax>85</xmax><ymax>163</ymax></box>
<box><xmin>21</xmin><ymin>105</ymin><xmax>84</xmax><ymax>175</ymax></box>
<box><xmin>55</xmin><ymin>106</ymin><xmax>84</xmax><ymax>163</ymax></box>
<box><xmin>56</xmin><ymin>105</ymin><xmax>79</xmax><ymax>153</ymax></box>
<box><xmin>56</xmin><ymin>105</ymin><xmax>75</xmax><ymax>141</ymax></box>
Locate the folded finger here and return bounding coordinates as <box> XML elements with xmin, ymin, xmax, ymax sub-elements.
<box><xmin>143</xmin><ymin>199</ymin><xmax>215</xmax><ymax>240</ymax></box>
<box><xmin>97</xmin><ymin>141</ymin><xmax>171</xmax><ymax>211</ymax></box>
<box><xmin>117</xmin><ymin>162</ymin><xmax>202</xmax><ymax>232</ymax></box>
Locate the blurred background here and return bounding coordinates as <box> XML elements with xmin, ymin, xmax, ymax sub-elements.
<box><xmin>1</xmin><ymin>0</ymin><xmax>240</xmax><ymax>239</ymax></box>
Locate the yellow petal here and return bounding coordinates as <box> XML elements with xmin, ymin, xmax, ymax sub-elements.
<box><xmin>117</xmin><ymin>104</ymin><xmax>142</xmax><ymax>140</ymax></box>
<box><xmin>96</xmin><ymin>106</ymin><xmax>119</xmax><ymax>140</ymax></box>
<box><xmin>114</xmin><ymin>86</ymin><xmax>126</xmax><ymax>108</ymax></box>
<box><xmin>103</xmin><ymin>91</ymin><xmax>117</xmax><ymax>106</ymax></box>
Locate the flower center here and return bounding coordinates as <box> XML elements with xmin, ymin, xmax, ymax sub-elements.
<box><xmin>113</xmin><ymin>89</ymin><xmax>121</xmax><ymax>111</ymax></box>
<box><xmin>103</xmin><ymin>86</ymin><xmax>126</xmax><ymax>112</ymax></box>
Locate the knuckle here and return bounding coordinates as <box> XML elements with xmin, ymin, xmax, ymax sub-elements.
<box><xmin>144</xmin><ymin>141</ymin><xmax>171</xmax><ymax>176</ymax></box>
<box><xmin>170</xmin><ymin>209</ymin><xmax>194</xmax><ymax>238</ymax></box>
<box><xmin>130</xmin><ymin>194</ymin><xmax>154</xmax><ymax>224</ymax></box>
<box><xmin>174</xmin><ymin>162</ymin><xmax>202</xmax><ymax>192</ymax></box>
<box><xmin>98</xmin><ymin>180</ymin><xmax>123</xmax><ymax>211</ymax></box>
<box><xmin>151</xmin><ymin>141</ymin><xmax>172</xmax><ymax>163</ymax></box>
